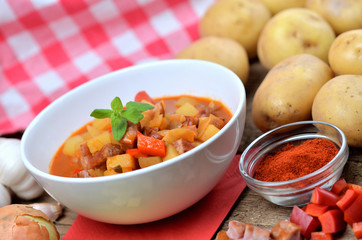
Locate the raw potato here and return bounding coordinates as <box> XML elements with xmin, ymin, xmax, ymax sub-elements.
<box><xmin>306</xmin><ymin>0</ymin><xmax>362</xmax><ymax>35</ymax></box>
<box><xmin>0</xmin><ymin>204</ymin><xmax>60</xmax><ymax>240</ymax></box>
<box><xmin>328</xmin><ymin>29</ymin><xmax>362</xmax><ymax>75</ymax></box>
<box><xmin>199</xmin><ymin>0</ymin><xmax>271</xmax><ymax>58</ymax></box>
<box><xmin>312</xmin><ymin>75</ymin><xmax>362</xmax><ymax>147</ymax></box>
<box><xmin>175</xmin><ymin>36</ymin><xmax>249</xmax><ymax>84</ymax></box>
<box><xmin>258</xmin><ymin>0</ymin><xmax>306</xmax><ymax>15</ymax></box>
<box><xmin>252</xmin><ymin>54</ymin><xmax>334</xmax><ymax>132</ymax></box>
<box><xmin>257</xmin><ymin>8</ymin><xmax>336</xmax><ymax>70</ymax></box>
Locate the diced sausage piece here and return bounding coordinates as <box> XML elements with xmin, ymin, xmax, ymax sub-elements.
<box><xmin>226</xmin><ymin>220</ymin><xmax>270</xmax><ymax>240</ymax></box>
<box><xmin>119</xmin><ymin>123</ymin><xmax>138</xmax><ymax>151</ymax></box>
<box><xmin>80</xmin><ymin>143</ymin><xmax>122</xmax><ymax>170</ymax></box>
<box><xmin>195</xmin><ymin>104</ymin><xmax>211</xmax><ymax>118</ymax></box>
<box><xmin>173</xmin><ymin>138</ymin><xmax>195</xmax><ymax>154</ymax></box>
<box><xmin>143</xmin><ymin>127</ymin><xmax>163</xmax><ymax>140</ymax></box>
<box><xmin>226</xmin><ymin>220</ymin><xmax>246</xmax><ymax>239</ymax></box>
<box><xmin>79</xmin><ymin>144</ymin><xmax>93</xmax><ymax>170</ymax></box>
<box><xmin>243</xmin><ymin>224</ymin><xmax>271</xmax><ymax>240</ymax></box>
<box><xmin>216</xmin><ymin>231</ymin><xmax>232</xmax><ymax>240</ymax></box>
<box><xmin>270</xmin><ymin>220</ymin><xmax>302</xmax><ymax>240</ymax></box>
<box><xmin>76</xmin><ymin>170</ymin><xmax>91</xmax><ymax>178</ymax></box>
<box><xmin>182</xmin><ymin>116</ymin><xmax>198</xmax><ymax>127</ymax></box>
<box><xmin>92</xmin><ymin>143</ymin><xmax>122</xmax><ymax>168</ymax></box>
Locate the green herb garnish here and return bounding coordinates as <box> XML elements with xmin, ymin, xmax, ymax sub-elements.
<box><xmin>90</xmin><ymin>97</ymin><xmax>154</xmax><ymax>141</ymax></box>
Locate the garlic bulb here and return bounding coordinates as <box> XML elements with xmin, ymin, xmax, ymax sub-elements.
<box><xmin>0</xmin><ymin>183</ymin><xmax>11</xmax><ymax>207</ymax></box>
<box><xmin>0</xmin><ymin>138</ymin><xmax>44</xmax><ymax>200</ymax></box>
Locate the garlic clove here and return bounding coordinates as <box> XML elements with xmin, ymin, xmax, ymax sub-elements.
<box><xmin>30</xmin><ymin>203</ymin><xmax>63</xmax><ymax>222</ymax></box>
<box><xmin>10</xmin><ymin>173</ymin><xmax>44</xmax><ymax>200</ymax></box>
<box><xmin>0</xmin><ymin>138</ymin><xmax>29</xmax><ymax>186</ymax></box>
<box><xmin>0</xmin><ymin>138</ymin><xmax>44</xmax><ymax>200</ymax></box>
<box><xmin>0</xmin><ymin>183</ymin><xmax>11</xmax><ymax>207</ymax></box>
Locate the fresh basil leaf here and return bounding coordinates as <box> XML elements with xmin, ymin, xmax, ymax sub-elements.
<box><xmin>111</xmin><ymin>97</ymin><xmax>123</xmax><ymax>112</ymax></box>
<box><xmin>90</xmin><ymin>109</ymin><xmax>113</xmax><ymax>119</ymax></box>
<box><xmin>122</xmin><ymin>109</ymin><xmax>144</xmax><ymax>123</ymax></box>
<box><xmin>126</xmin><ymin>101</ymin><xmax>154</xmax><ymax>112</ymax></box>
<box><xmin>91</xmin><ymin>95</ymin><xmax>155</xmax><ymax>141</ymax></box>
<box><xmin>111</xmin><ymin>116</ymin><xmax>127</xmax><ymax>141</ymax></box>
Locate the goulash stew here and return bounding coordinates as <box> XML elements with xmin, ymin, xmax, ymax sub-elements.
<box><xmin>49</xmin><ymin>91</ymin><xmax>232</xmax><ymax>178</ymax></box>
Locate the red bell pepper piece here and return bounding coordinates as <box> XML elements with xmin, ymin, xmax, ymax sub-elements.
<box><xmin>126</xmin><ymin>148</ymin><xmax>148</xmax><ymax>158</ymax></box>
<box><xmin>310</xmin><ymin>187</ymin><xmax>340</xmax><ymax>206</ymax></box>
<box><xmin>290</xmin><ymin>205</ymin><xmax>320</xmax><ymax>239</ymax></box>
<box><xmin>305</xmin><ymin>203</ymin><xmax>329</xmax><ymax>217</ymax></box>
<box><xmin>72</xmin><ymin>168</ymin><xmax>83</xmax><ymax>177</ymax></box>
<box><xmin>134</xmin><ymin>90</ymin><xmax>155</xmax><ymax>104</ymax></box>
<box><xmin>343</xmin><ymin>193</ymin><xmax>362</xmax><ymax>225</ymax></box>
<box><xmin>318</xmin><ymin>209</ymin><xmax>346</xmax><ymax>234</ymax></box>
<box><xmin>352</xmin><ymin>222</ymin><xmax>362</xmax><ymax>239</ymax></box>
<box><xmin>347</xmin><ymin>183</ymin><xmax>362</xmax><ymax>195</ymax></box>
<box><xmin>336</xmin><ymin>189</ymin><xmax>358</xmax><ymax>211</ymax></box>
<box><xmin>137</xmin><ymin>131</ymin><xmax>166</xmax><ymax>157</ymax></box>
<box><xmin>311</xmin><ymin>231</ymin><xmax>333</xmax><ymax>240</ymax></box>
<box><xmin>331</xmin><ymin>177</ymin><xmax>348</xmax><ymax>195</ymax></box>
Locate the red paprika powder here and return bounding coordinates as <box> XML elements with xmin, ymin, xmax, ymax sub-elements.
<box><xmin>253</xmin><ymin>138</ymin><xmax>339</xmax><ymax>182</ymax></box>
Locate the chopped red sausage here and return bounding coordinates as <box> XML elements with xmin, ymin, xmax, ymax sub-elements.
<box><xmin>182</xmin><ymin>116</ymin><xmax>198</xmax><ymax>126</ymax></box>
<box><xmin>173</xmin><ymin>138</ymin><xmax>195</xmax><ymax>154</ymax></box>
<box><xmin>119</xmin><ymin>123</ymin><xmax>138</xmax><ymax>151</ymax></box>
<box><xmin>270</xmin><ymin>220</ymin><xmax>302</xmax><ymax>240</ymax></box>
<box><xmin>80</xmin><ymin>143</ymin><xmax>122</xmax><ymax>170</ymax></box>
<box><xmin>75</xmin><ymin>170</ymin><xmax>91</xmax><ymax>178</ymax></box>
<box><xmin>226</xmin><ymin>220</ymin><xmax>270</xmax><ymax>240</ymax></box>
<box><xmin>143</xmin><ymin>126</ymin><xmax>163</xmax><ymax>140</ymax></box>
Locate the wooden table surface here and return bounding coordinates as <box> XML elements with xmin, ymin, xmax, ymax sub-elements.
<box><xmin>9</xmin><ymin>61</ymin><xmax>362</xmax><ymax>239</ymax></box>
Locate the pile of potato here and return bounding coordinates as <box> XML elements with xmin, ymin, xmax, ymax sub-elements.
<box><xmin>174</xmin><ymin>0</ymin><xmax>362</xmax><ymax>147</ymax></box>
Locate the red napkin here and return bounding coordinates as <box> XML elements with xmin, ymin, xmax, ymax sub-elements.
<box><xmin>62</xmin><ymin>154</ymin><xmax>246</xmax><ymax>240</ymax></box>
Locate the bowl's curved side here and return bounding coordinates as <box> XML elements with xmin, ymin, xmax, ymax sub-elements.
<box><xmin>21</xmin><ymin>59</ymin><xmax>246</xmax><ymax>224</ymax></box>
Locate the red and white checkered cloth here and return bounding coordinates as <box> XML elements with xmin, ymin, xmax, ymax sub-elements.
<box><xmin>0</xmin><ymin>0</ymin><xmax>216</xmax><ymax>135</ymax></box>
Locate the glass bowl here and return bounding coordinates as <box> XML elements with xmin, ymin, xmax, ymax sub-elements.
<box><xmin>239</xmin><ymin>121</ymin><xmax>349</xmax><ymax>207</ymax></box>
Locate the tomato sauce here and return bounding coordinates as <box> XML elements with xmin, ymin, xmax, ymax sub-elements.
<box><xmin>49</xmin><ymin>94</ymin><xmax>232</xmax><ymax>178</ymax></box>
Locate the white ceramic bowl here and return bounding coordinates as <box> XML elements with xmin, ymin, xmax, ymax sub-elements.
<box><xmin>21</xmin><ymin>59</ymin><xmax>246</xmax><ymax>224</ymax></box>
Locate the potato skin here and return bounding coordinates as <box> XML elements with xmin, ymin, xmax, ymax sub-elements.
<box><xmin>257</xmin><ymin>8</ymin><xmax>336</xmax><ymax>70</ymax></box>
<box><xmin>306</xmin><ymin>0</ymin><xmax>362</xmax><ymax>35</ymax></box>
<box><xmin>199</xmin><ymin>0</ymin><xmax>271</xmax><ymax>59</ymax></box>
<box><xmin>328</xmin><ymin>29</ymin><xmax>362</xmax><ymax>75</ymax></box>
<box><xmin>312</xmin><ymin>75</ymin><xmax>362</xmax><ymax>147</ymax></box>
<box><xmin>175</xmin><ymin>36</ymin><xmax>249</xmax><ymax>84</ymax></box>
<box><xmin>258</xmin><ymin>0</ymin><xmax>306</xmax><ymax>15</ymax></box>
<box><xmin>252</xmin><ymin>54</ymin><xmax>334</xmax><ymax>132</ymax></box>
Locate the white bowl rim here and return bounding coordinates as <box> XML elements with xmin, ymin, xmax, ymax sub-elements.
<box><xmin>239</xmin><ymin>120</ymin><xmax>348</xmax><ymax>187</ymax></box>
<box><xmin>21</xmin><ymin>59</ymin><xmax>246</xmax><ymax>184</ymax></box>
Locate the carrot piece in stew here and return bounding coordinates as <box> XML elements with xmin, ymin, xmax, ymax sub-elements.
<box><xmin>137</xmin><ymin>131</ymin><xmax>166</xmax><ymax>157</ymax></box>
<box><xmin>126</xmin><ymin>148</ymin><xmax>148</xmax><ymax>158</ymax></box>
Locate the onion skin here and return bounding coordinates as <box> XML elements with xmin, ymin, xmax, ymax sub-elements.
<box><xmin>0</xmin><ymin>204</ymin><xmax>60</xmax><ymax>240</ymax></box>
